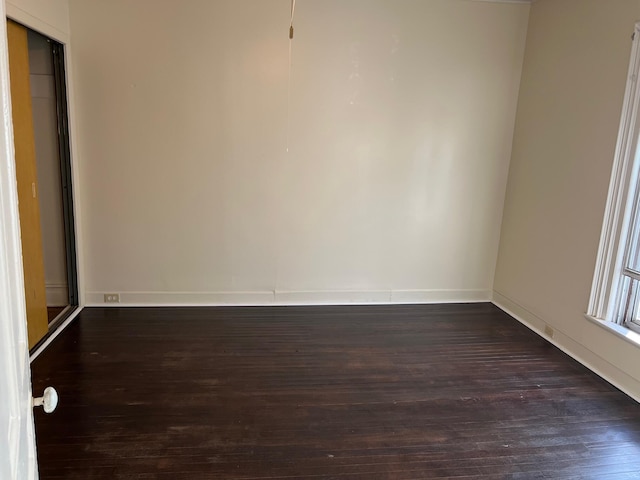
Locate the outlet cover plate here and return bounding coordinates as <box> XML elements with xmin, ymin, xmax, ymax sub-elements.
<box><xmin>544</xmin><ymin>325</ymin><xmax>554</xmax><ymax>338</ymax></box>
<box><xmin>104</xmin><ymin>293</ymin><xmax>120</xmax><ymax>303</ymax></box>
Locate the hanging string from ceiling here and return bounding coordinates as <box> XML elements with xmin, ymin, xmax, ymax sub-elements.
<box><xmin>286</xmin><ymin>0</ymin><xmax>296</xmax><ymax>153</ymax></box>
<box><xmin>290</xmin><ymin>0</ymin><xmax>296</xmax><ymax>39</ymax></box>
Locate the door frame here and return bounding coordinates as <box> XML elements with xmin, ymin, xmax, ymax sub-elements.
<box><xmin>6</xmin><ymin>3</ymin><xmax>85</xmax><ymax>317</ymax></box>
<box><xmin>6</xmin><ymin>4</ymin><xmax>85</xmax><ymax>362</ymax></box>
<box><xmin>0</xmin><ymin>0</ymin><xmax>38</xmax><ymax>477</ymax></box>
<box><xmin>51</xmin><ymin>41</ymin><xmax>79</xmax><ymax>308</ymax></box>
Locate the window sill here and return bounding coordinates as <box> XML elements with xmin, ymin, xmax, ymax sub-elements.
<box><xmin>584</xmin><ymin>314</ymin><xmax>640</xmax><ymax>349</ymax></box>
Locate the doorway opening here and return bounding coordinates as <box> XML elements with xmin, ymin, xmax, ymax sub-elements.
<box><xmin>8</xmin><ymin>20</ymin><xmax>79</xmax><ymax>350</ymax></box>
<box><xmin>28</xmin><ymin>29</ymin><xmax>78</xmax><ymax>330</ymax></box>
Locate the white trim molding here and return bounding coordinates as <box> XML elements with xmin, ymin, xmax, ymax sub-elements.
<box><xmin>85</xmin><ymin>289</ymin><xmax>492</xmax><ymax>307</ymax></box>
<box><xmin>588</xmin><ymin>22</ymin><xmax>640</xmax><ymax>321</ymax></box>
<box><xmin>29</xmin><ymin>307</ymin><xmax>83</xmax><ymax>363</ymax></box>
<box><xmin>584</xmin><ymin>313</ymin><xmax>640</xmax><ymax>349</ymax></box>
<box><xmin>5</xmin><ymin>2</ymin><xmax>68</xmax><ymax>44</ymax></box>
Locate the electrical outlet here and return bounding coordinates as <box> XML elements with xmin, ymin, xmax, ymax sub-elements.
<box><xmin>104</xmin><ymin>293</ymin><xmax>120</xmax><ymax>303</ymax></box>
<box><xmin>544</xmin><ymin>325</ymin><xmax>554</xmax><ymax>338</ymax></box>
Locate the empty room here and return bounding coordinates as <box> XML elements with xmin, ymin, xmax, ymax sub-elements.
<box><xmin>3</xmin><ymin>0</ymin><xmax>640</xmax><ymax>478</ymax></box>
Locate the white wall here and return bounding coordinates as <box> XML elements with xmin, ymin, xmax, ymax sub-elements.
<box><xmin>29</xmin><ymin>30</ymin><xmax>69</xmax><ymax>306</ymax></box>
<box><xmin>494</xmin><ymin>0</ymin><xmax>640</xmax><ymax>399</ymax></box>
<box><xmin>69</xmin><ymin>0</ymin><xmax>530</xmax><ymax>305</ymax></box>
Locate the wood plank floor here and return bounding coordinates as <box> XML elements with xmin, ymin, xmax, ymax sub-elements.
<box><xmin>30</xmin><ymin>303</ymin><xmax>640</xmax><ymax>479</ymax></box>
<box><xmin>47</xmin><ymin>306</ymin><xmax>67</xmax><ymax>323</ymax></box>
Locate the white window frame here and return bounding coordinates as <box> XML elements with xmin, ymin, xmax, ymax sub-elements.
<box><xmin>589</xmin><ymin>22</ymin><xmax>640</xmax><ymax>329</ymax></box>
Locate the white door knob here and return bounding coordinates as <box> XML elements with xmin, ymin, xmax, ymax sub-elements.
<box><xmin>33</xmin><ymin>387</ymin><xmax>58</xmax><ymax>413</ymax></box>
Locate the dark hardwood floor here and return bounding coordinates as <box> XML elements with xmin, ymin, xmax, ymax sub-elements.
<box><xmin>30</xmin><ymin>304</ymin><xmax>640</xmax><ymax>479</ymax></box>
<box><xmin>46</xmin><ymin>306</ymin><xmax>66</xmax><ymax>323</ymax></box>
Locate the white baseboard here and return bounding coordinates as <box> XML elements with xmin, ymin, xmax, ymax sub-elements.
<box><xmin>45</xmin><ymin>283</ymin><xmax>68</xmax><ymax>306</ymax></box>
<box><xmin>390</xmin><ymin>289</ymin><xmax>491</xmax><ymax>303</ymax></box>
<box><xmin>85</xmin><ymin>289</ymin><xmax>492</xmax><ymax>307</ymax></box>
<box><xmin>85</xmin><ymin>291</ymin><xmax>273</xmax><ymax>306</ymax></box>
<box><xmin>492</xmin><ymin>291</ymin><xmax>640</xmax><ymax>403</ymax></box>
<box><xmin>275</xmin><ymin>290</ymin><xmax>391</xmax><ymax>304</ymax></box>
